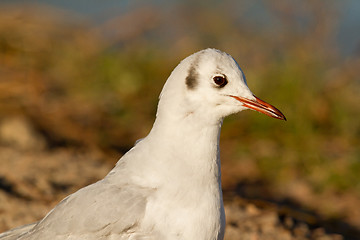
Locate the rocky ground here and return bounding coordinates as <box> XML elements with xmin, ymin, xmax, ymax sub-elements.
<box><xmin>0</xmin><ymin>117</ymin><xmax>355</xmax><ymax>240</ymax></box>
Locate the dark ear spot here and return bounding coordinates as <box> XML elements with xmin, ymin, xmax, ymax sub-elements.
<box><xmin>185</xmin><ymin>54</ymin><xmax>203</xmax><ymax>90</ymax></box>
<box><xmin>185</xmin><ymin>65</ymin><xmax>198</xmax><ymax>90</ymax></box>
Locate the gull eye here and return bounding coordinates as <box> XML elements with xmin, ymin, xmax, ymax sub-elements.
<box><xmin>213</xmin><ymin>75</ymin><xmax>227</xmax><ymax>88</ymax></box>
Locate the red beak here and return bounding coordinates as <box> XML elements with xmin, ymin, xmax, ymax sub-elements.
<box><xmin>230</xmin><ymin>95</ymin><xmax>286</xmax><ymax>120</ymax></box>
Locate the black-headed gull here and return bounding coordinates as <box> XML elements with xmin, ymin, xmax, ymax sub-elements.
<box><xmin>0</xmin><ymin>49</ymin><xmax>285</xmax><ymax>240</ymax></box>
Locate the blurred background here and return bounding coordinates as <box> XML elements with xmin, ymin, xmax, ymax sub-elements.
<box><xmin>0</xmin><ymin>0</ymin><xmax>359</xmax><ymax>239</ymax></box>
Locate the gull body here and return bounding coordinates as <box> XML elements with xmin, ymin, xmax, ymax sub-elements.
<box><xmin>0</xmin><ymin>49</ymin><xmax>285</xmax><ymax>240</ymax></box>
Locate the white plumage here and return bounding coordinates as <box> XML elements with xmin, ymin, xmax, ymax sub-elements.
<box><xmin>0</xmin><ymin>49</ymin><xmax>285</xmax><ymax>240</ymax></box>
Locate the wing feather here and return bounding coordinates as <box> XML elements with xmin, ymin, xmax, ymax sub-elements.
<box><xmin>0</xmin><ymin>223</ymin><xmax>37</xmax><ymax>240</ymax></box>
<box><xmin>1</xmin><ymin>180</ymin><xmax>153</xmax><ymax>240</ymax></box>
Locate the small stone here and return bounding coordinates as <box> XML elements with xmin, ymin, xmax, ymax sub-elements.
<box><xmin>293</xmin><ymin>222</ymin><xmax>310</xmax><ymax>238</ymax></box>
<box><xmin>0</xmin><ymin>117</ymin><xmax>46</xmax><ymax>150</ymax></box>
<box><xmin>246</xmin><ymin>203</ymin><xmax>261</xmax><ymax>216</ymax></box>
<box><xmin>284</xmin><ymin>216</ymin><xmax>294</xmax><ymax>229</ymax></box>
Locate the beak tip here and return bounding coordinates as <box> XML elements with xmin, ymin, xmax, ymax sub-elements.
<box><xmin>275</xmin><ymin>110</ymin><xmax>286</xmax><ymax>121</ymax></box>
<box><xmin>230</xmin><ymin>95</ymin><xmax>286</xmax><ymax>121</ymax></box>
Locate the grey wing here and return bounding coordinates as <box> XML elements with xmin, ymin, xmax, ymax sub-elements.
<box><xmin>0</xmin><ymin>223</ymin><xmax>37</xmax><ymax>240</ymax></box>
<box><xmin>2</xmin><ymin>180</ymin><xmax>153</xmax><ymax>239</ymax></box>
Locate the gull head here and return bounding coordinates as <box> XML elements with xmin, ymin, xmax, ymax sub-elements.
<box><xmin>156</xmin><ymin>48</ymin><xmax>286</xmax><ymax>124</ymax></box>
